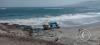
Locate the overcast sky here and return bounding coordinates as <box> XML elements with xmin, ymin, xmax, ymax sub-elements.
<box><xmin>0</xmin><ymin>0</ymin><xmax>91</xmax><ymax>7</ymax></box>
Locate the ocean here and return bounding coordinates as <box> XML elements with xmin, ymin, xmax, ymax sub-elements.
<box><xmin>0</xmin><ymin>7</ymin><xmax>100</xmax><ymax>27</ymax></box>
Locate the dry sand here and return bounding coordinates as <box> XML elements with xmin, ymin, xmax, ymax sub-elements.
<box><xmin>0</xmin><ymin>23</ymin><xmax>100</xmax><ymax>45</ymax></box>
<box><xmin>57</xmin><ymin>23</ymin><xmax>100</xmax><ymax>45</ymax></box>
<box><xmin>0</xmin><ymin>29</ymin><xmax>64</xmax><ymax>45</ymax></box>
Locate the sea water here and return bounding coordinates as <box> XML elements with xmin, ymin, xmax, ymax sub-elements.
<box><xmin>0</xmin><ymin>7</ymin><xmax>100</xmax><ymax>27</ymax></box>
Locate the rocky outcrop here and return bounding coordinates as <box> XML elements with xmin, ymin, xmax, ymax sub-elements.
<box><xmin>0</xmin><ymin>23</ymin><xmax>64</xmax><ymax>45</ymax></box>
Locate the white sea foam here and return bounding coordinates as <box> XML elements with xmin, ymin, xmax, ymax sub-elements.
<box><xmin>50</xmin><ymin>14</ymin><xmax>99</xmax><ymax>21</ymax></box>
<box><xmin>44</xmin><ymin>8</ymin><xmax>64</xmax><ymax>9</ymax></box>
<box><xmin>0</xmin><ymin>8</ymin><xmax>7</xmax><ymax>10</ymax></box>
<box><xmin>0</xmin><ymin>12</ymin><xmax>100</xmax><ymax>27</ymax></box>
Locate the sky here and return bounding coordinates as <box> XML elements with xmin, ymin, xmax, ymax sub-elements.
<box><xmin>0</xmin><ymin>0</ymin><xmax>91</xmax><ymax>7</ymax></box>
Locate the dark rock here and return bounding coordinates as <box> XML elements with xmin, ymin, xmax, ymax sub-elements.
<box><xmin>16</xmin><ymin>25</ymin><xmax>33</xmax><ymax>31</ymax></box>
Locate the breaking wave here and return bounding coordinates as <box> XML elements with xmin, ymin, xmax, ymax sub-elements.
<box><xmin>0</xmin><ymin>12</ymin><xmax>100</xmax><ymax>27</ymax></box>
<box><xmin>0</xmin><ymin>8</ymin><xmax>7</xmax><ymax>10</ymax></box>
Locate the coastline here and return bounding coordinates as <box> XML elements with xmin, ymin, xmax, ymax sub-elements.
<box><xmin>59</xmin><ymin>22</ymin><xmax>100</xmax><ymax>45</ymax></box>
<box><xmin>0</xmin><ymin>23</ymin><xmax>64</xmax><ymax>45</ymax></box>
<box><xmin>0</xmin><ymin>22</ymin><xmax>100</xmax><ymax>45</ymax></box>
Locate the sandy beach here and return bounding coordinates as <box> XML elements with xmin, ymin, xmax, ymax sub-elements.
<box><xmin>0</xmin><ymin>23</ymin><xmax>100</xmax><ymax>45</ymax></box>
<box><xmin>57</xmin><ymin>22</ymin><xmax>100</xmax><ymax>45</ymax></box>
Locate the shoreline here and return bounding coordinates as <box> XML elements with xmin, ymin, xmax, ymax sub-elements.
<box><xmin>0</xmin><ymin>22</ymin><xmax>100</xmax><ymax>45</ymax></box>
<box><xmin>0</xmin><ymin>23</ymin><xmax>65</xmax><ymax>45</ymax></box>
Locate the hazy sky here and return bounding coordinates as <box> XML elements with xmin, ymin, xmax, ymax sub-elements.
<box><xmin>0</xmin><ymin>0</ymin><xmax>91</xmax><ymax>7</ymax></box>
